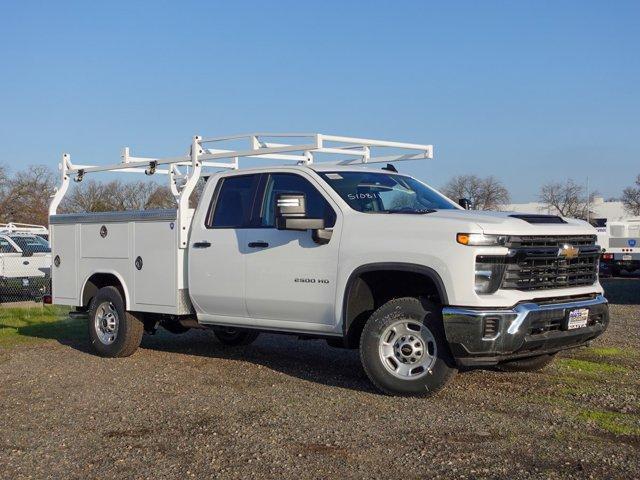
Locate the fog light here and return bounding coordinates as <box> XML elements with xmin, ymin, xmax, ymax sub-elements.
<box><xmin>474</xmin><ymin>269</ymin><xmax>493</xmax><ymax>293</ymax></box>
<box><xmin>474</xmin><ymin>261</ymin><xmax>506</xmax><ymax>294</ymax></box>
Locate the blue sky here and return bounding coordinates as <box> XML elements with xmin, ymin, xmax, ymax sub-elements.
<box><xmin>1</xmin><ymin>1</ymin><xmax>638</xmax><ymax>202</ymax></box>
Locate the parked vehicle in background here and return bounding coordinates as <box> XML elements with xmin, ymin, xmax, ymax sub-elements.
<box><xmin>0</xmin><ymin>223</ymin><xmax>51</xmax><ymax>302</ymax></box>
<box><xmin>600</xmin><ymin>217</ymin><xmax>640</xmax><ymax>275</ymax></box>
<box><xmin>48</xmin><ymin>133</ymin><xmax>609</xmax><ymax>396</ymax></box>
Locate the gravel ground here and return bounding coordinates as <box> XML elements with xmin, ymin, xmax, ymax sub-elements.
<box><xmin>1</xmin><ymin>279</ymin><xmax>639</xmax><ymax>480</ymax></box>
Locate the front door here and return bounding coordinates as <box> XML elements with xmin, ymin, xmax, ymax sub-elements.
<box><xmin>244</xmin><ymin>172</ymin><xmax>341</xmax><ymax>326</ymax></box>
<box><xmin>188</xmin><ymin>174</ymin><xmax>260</xmax><ymax>319</ymax></box>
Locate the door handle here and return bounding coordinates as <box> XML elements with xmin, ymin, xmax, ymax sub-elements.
<box><xmin>193</xmin><ymin>241</ymin><xmax>212</xmax><ymax>248</ymax></box>
<box><xmin>248</xmin><ymin>241</ymin><xmax>269</xmax><ymax>248</ymax></box>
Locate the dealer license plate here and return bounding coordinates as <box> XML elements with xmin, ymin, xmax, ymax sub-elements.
<box><xmin>623</xmin><ymin>254</ymin><xmax>632</xmax><ymax>261</ymax></box>
<box><xmin>567</xmin><ymin>308</ymin><xmax>589</xmax><ymax>330</ymax></box>
<box><xmin>22</xmin><ymin>278</ymin><xmax>30</xmax><ymax>287</ymax></box>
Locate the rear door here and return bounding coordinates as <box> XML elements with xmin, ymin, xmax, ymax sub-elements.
<box><xmin>244</xmin><ymin>172</ymin><xmax>341</xmax><ymax>326</ymax></box>
<box><xmin>188</xmin><ymin>174</ymin><xmax>261</xmax><ymax>319</ymax></box>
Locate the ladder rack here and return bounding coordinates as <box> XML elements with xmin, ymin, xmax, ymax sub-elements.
<box><xmin>49</xmin><ymin>133</ymin><xmax>433</xmax><ymax>248</ymax></box>
<box><xmin>0</xmin><ymin>223</ymin><xmax>49</xmax><ymax>235</ymax></box>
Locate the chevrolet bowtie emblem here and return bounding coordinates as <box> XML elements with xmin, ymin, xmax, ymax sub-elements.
<box><xmin>558</xmin><ymin>244</ymin><xmax>579</xmax><ymax>259</ymax></box>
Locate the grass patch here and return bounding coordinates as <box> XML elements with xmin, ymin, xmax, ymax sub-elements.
<box><xmin>589</xmin><ymin>347</ymin><xmax>626</xmax><ymax>356</ymax></box>
<box><xmin>579</xmin><ymin>410</ymin><xmax>640</xmax><ymax>436</ymax></box>
<box><xmin>0</xmin><ymin>306</ymin><xmax>83</xmax><ymax>347</ymax></box>
<box><xmin>556</xmin><ymin>358</ymin><xmax>629</xmax><ymax>375</ymax></box>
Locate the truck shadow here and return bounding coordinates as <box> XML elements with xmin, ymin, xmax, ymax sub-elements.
<box><xmin>138</xmin><ymin>329</ymin><xmax>378</xmax><ymax>394</ymax></box>
<box><xmin>3</xmin><ymin>313</ymin><xmax>377</xmax><ymax>393</ymax></box>
<box><xmin>600</xmin><ymin>277</ymin><xmax>640</xmax><ymax>305</ymax></box>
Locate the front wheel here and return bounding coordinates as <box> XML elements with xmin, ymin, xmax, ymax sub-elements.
<box><xmin>88</xmin><ymin>286</ymin><xmax>144</xmax><ymax>357</ymax></box>
<box><xmin>360</xmin><ymin>297</ymin><xmax>457</xmax><ymax>397</ymax></box>
<box><xmin>212</xmin><ymin>326</ymin><xmax>259</xmax><ymax>346</ymax></box>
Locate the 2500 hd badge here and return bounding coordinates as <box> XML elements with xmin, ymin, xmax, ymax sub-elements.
<box><xmin>294</xmin><ymin>278</ymin><xmax>330</xmax><ymax>284</ymax></box>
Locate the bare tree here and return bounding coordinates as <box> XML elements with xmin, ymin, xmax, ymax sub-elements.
<box><xmin>146</xmin><ymin>184</ymin><xmax>177</xmax><ymax>209</ymax></box>
<box><xmin>0</xmin><ymin>165</ymin><xmax>9</xmax><ymax>213</ymax></box>
<box><xmin>622</xmin><ymin>174</ymin><xmax>640</xmax><ymax>216</ymax></box>
<box><xmin>0</xmin><ymin>165</ymin><xmax>57</xmax><ymax>225</ymax></box>
<box><xmin>441</xmin><ymin>174</ymin><xmax>511</xmax><ymax>210</ymax></box>
<box><xmin>538</xmin><ymin>179</ymin><xmax>597</xmax><ymax>220</ymax></box>
<box><xmin>62</xmin><ymin>179</ymin><xmax>176</xmax><ymax>213</ymax></box>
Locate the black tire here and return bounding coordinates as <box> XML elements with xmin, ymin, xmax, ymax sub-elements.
<box><xmin>496</xmin><ymin>353</ymin><xmax>556</xmax><ymax>372</ymax></box>
<box><xmin>212</xmin><ymin>326</ymin><xmax>259</xmax><ymax>346</ymax></box>
<box><xmin>162</xmin><ymin>321</ymin><xmax>191</xmax><ymax>334</ymax></box>
<box><xmin>88</xmin><ymin>286</ymin><xmax>144</xmax><ymax>357</ymax></box>
<box><xmin>359</xmin><ymin>297</ymin><xmax>457</xmax><ymax>397</ymax></box>
<box><xmin>326</xmin><ymin>337</ymin><xmax>349</xmax><ymax>349</ymax></box>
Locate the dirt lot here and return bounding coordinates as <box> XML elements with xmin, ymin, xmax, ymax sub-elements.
<box><xmin>1</xmin><ymin>279</ymin><xmax>639</xmax><ymax>480</ymax></box>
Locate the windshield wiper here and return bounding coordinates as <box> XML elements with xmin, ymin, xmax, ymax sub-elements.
<box><xmin>384</xmin><ymin>209</ymin><xmax>437</xmax><ymax>215</ymax></box>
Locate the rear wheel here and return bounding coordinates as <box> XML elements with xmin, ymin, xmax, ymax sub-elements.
<box><xmin>212</xmin><ymin>326</ymin><xmax>259</xmax><ymax>346</ymax></box>
<box><xmin>360</xmin><ymin>297</ymin><xmax>456</xmax><ymax>396</ymax></box>
<box><xmin>496</xmin><ymin>353</ymin><xmax>556</xmax><ymax>372</ymax></box>
<box><xmin>88</xmin><ymin>286</ymin><xmax>144</xmax><ymax>357</ymax></box>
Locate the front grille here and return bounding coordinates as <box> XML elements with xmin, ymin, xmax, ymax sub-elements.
<box><xmin>502</xmin><ymin>253</ymin><xmax>598</xmax><ymax>290</ymax></box>
<box><xmin>507</xmin><ymin>235</ymin><xmax>597</xmax><ymax>248</ymax></box>
<box><xmin>479</xmin><ymin>235</ymin><xmax>600</xmax><ymax>291</ymax></box>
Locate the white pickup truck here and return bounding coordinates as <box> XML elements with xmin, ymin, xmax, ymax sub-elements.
<box><xmin>0</xmin><ymin>223</ymin><xmax>51</xmax><ymax>301</ymax></box>
<box><xmin>48</xmin><ymin>133</ymin><xmax>609</xmax><ymax>396</ymax></box>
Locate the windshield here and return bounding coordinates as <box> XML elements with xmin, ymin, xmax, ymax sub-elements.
<box><xmin>319</xmin><ymin>171</ymin><xmax>457</xmax><ymax>213</ymax></box>
<box><xmin>9</xmin><ymin>235</ymin><xmax>51</xmax><ymax>253</ymax></box>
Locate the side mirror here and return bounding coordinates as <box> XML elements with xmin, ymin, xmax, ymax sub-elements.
<box><xmin>458</xmin><ymin>198</ymin><xmax>472</xmax><ymax>210</ymax></box>
<box><xmin>275</xmin><ymin>193</ymin><xmax>325</xmax><ymax>231</ymax></box>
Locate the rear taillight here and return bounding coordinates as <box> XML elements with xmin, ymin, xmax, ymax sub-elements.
<box><xmin>602</xmin><ymin>253</ymin><xmax>613</xmax><ymax>261</ymax></box>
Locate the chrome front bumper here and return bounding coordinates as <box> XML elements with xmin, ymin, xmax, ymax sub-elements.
<box><xmin>442</xmin><ymin>294</ymin><xmax>609</xmax><ymax>366</ymax></box>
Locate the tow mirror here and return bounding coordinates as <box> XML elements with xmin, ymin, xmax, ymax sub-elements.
<box><xmin>275</xmin><ymin>193</ymin><xmax>332</xmax><ymax>244</ymax></box>
<box><xmin>275</xmin><ymin>193</ymin><xmax>325</xmax><ymax>231</ymax></box>
<box><xmin>458</xmin><ymin>198</ymin><xmax>472</xmax><ymax>210</ymax></box>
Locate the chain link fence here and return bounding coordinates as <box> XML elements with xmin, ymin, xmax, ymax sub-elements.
<box><xmin>0</xmin><ymin>232</ymin><xmax>51</xmax><ymax>305</ymax></box>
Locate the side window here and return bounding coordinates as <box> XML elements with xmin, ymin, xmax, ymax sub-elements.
<box><xmin>208</xmin><ymin>174</ymin><xmax>259</xmax><ymax>228</ymax></box>
<box><xmin>260</xmin><ymin>173</ymin><xmax>336</xmax><ymax>228</ymax></box>
<box><xmin>0</xmin><ymin>237</ymin><xmax>16</xmax><ymax>253</ymax></box>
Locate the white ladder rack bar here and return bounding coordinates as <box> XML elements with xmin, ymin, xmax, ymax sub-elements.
<box><xmin>49</xmin><ymin>133</ymin><xmax>434</xmax><ymax>248</ymax></box>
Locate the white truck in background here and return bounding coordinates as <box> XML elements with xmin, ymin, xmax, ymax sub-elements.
<box><xmin>599</xmin><ymin>217</ymin><xmax>640</xmax><ymax>275</ymax></box>
<box><xmin>48</xmin><ymin>133</ymin><xmax>609</xmax><ymax>396</ymax></box>
<box><xmin>0</xmin><ymin>223</ymin><xmax>51</xmax><ymax>301</ymax></box>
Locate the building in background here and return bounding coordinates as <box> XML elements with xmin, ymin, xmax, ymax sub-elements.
<box><xmin>505</xmin><ymin>197</ymin><xmax>626</xmax><ymax>224</ymax></box>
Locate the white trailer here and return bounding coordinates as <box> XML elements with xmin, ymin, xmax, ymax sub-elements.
<box><xmin>600</xmin><ymin>217</ymin><xmax>640</xmax><ymax>274</ymax></box>
<box><xmin>49</xmin><ymin>133</ymin><xmax>608</xmax><ymax>396</ymax></box>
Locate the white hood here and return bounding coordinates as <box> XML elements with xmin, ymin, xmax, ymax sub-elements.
<box><xmin>426</xmin><ymin>209</ymin><xmax>596</xmax><ymax>236</ymax></box>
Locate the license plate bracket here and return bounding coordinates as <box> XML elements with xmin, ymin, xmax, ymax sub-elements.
<box><xmin>565</xmin><ymin>308</ymin><xmax>589</xmax><ymax>330</ymax></box>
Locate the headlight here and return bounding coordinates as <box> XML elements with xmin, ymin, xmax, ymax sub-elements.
<box><xmin>474</xmin><ymin>259</ymin><xmax>506</xmax><ymax>294</ymax></box>
<box><xmin>457</xmin><ymin>233</ymin><xmax>508</xmax><ymax>246</ymax></box>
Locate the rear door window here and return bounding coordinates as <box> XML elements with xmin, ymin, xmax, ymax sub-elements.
<box><xmin>208</xmin><ymin>174</ymin><xmax>260</xmax><ymax>228</ymax></box>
